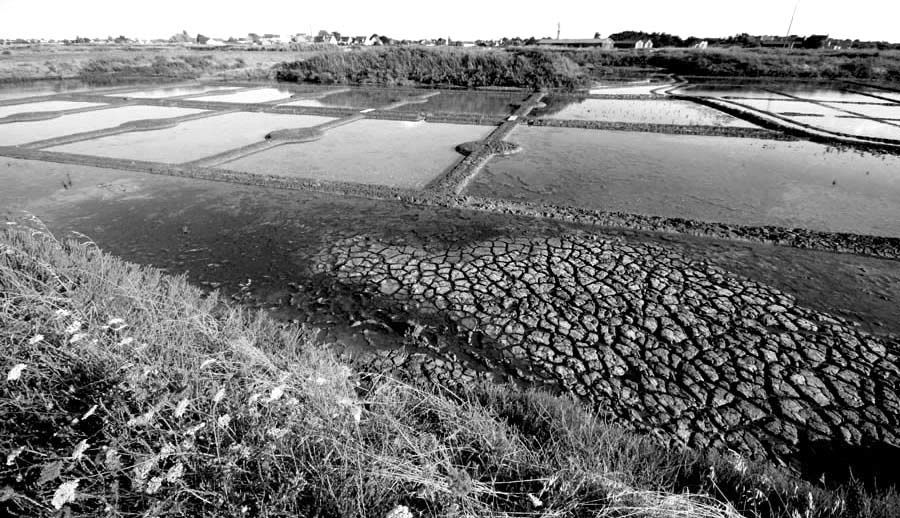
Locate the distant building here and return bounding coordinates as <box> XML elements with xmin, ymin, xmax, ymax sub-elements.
<box><xmin>614</xmin><ymin>38</ymin><xmax>653</xmax><ymax>49</ymax></box>
<box><xmin>537</xmin><ymin>38</ymin><xmax>614</xmax><ymax>49</ymax></box>
<box><xmin>314</xmin><ymin>34</ymin><xmax>338</xmax><ymax>45</ymax></box>
<box><xmin>759</xmin><ymin>35</ymin><xmax>802</xmax><ymax>49</ymax></box>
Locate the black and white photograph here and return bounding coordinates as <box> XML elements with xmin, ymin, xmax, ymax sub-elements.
<box><xmin>1</xmin><ymin>1</ymin><xmax>899</xmax><ymax>516</ymax></box>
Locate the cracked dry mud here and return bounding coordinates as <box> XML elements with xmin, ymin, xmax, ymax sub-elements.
<box><xmin>315</xmin><ymin>232</ymin><xmax>900</xmax><ymax>461</ymax></box>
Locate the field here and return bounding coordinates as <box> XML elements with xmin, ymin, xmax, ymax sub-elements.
<box><xmin>3</xmin><ymin>46</ymin><xmax>900</xmax><ymax>517</ymax></box>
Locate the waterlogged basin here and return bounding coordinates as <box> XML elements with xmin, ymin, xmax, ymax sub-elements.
<box><xmin>0</xmin><ymin>80</ymin><xmax>97</xmax><ymax>101</ymax></box>
<box><xmin>466</xmin><ymin>126</ymin><xmax>900</xmax><ymax>237</ymax></box>
<box><xmin>589</xmin><ymin>83</ymin><xmax>673</xmax><ymax>95</ymax></box>
<box><xmin>223</xmin><ymin>119</ymin><xmax>493</xmax><ymax>189</ymax></box>
<box><xmin>186</xmin><ymin>87</ymin><xmax>295</xmax><ymax>104</ymax></box>
<box><xmin>50</xmin><ymin>112</ymin><xmax>335</xmax><ymax>163</ymax></box>
<box><xmin>733</xmin><ymin>98</ymin><xmax>847</xmax><ymax>116</ymax></box>
<box><xmin>284</xmin><ymin>89</ymin><xmax>423</xmax><ymax>110</ymax></box>
<box><xmin>673</xmin><ymin>85</ymin><xmax>790</xmax><ymax>99</ymax></box>
<box><xmin>108</xmin><ymin>85</ymin><xmax>242</xmax><ymax>99</ymax></box>
<box><xmin>537</xmin><ymin>98</ymin><xmax>756</xmax><ymax>127</ymax></box>
<box><xmin>824</xmin><ymin>102</ymin><xmax>900</xmax><ymax>120</ymax></box>
<box><xmin>0</xmin><ymin>100</ymin><xmax>106</xmax><ymax>119</ymax></box>
<box><xmin>789</xmin><ymin>116</ymin><xmax>900</xmax><ymax>140</ymax></box>
<box><xmin>391</xmin><ymin>90</ymin><xmax>528</xmax><ymax>115</ymax></box>
<box><xmin>0</xmin><ymin>106</ymin><xmax>206</xmax><ymax>146</ymax></box>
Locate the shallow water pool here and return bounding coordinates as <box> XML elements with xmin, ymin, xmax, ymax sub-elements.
<box><xmin>0</xmin><ymin>106</ymin><xmax>206</xmax><ymax>146</ymax></box>
<box><xmin>186</xmin><ymin>87</ymin><xmax>295</xmax><ymax>104</ymax></box>
<box><xmin>222</xmin><ymin>119</ymin><xmax>494</xmax><ymax>189</ymax></box>
<box><xmin>108</xmin><ymin>85</ymin><xmax>242</xmax><ymax>99</ymax></box>
<box><xmin>0</xmin><ymin>100</ymin><xmax>107</xmax><ymax>118</ymax></box>
<box><xmin>49</xmin><ymin>112</ymin><xmax>335</xmax><ymax>163</ymax></box>
<box><xmin>466</xmin><ymin>125</ymin><xmax>900</xmax><ymax>237</ymax></box>
<box><xmin>537</xmin><ymin>98</ymin><xmax>756</xmax><ymax>127</ymax></box>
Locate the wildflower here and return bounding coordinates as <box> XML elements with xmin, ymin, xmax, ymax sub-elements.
<box><xmin>5</xmin><ymin>446</ymin><xmax>25</xmax><ymax>466</ymax></box>
<box><xmin>337</xmin><ymin>397</ymin><xmax>362</xmax><ymax>423</ymax></box>
<box><xmin>51</xmin><ymin>480</ymin><xmax>79</xmax><ymax>509</ymax></box>
<box><xmin>186</xmin><ymin>423</ymin><xmax>206</xmax><ymax>436</ymax></box>
<box><xmin>71</xmin><ymin>440</ymin><xmax>89</xmax><ymax>461</ymax></box>
<box><xmin>105</xmin><ymin>449</ymin><xmax>121</xmax><ymax>471</ymax></box>
<box><xmin>127</xmin><ymin>409</ymin><xmax>155</xmax><ymax>427</ymax></box>
<box><xmin>159</xmin><ymin>444</ymin><xmax>176</xmax><ymax>458</ymax></box>
<box><xmin>27</xmin><ymin>334</ymin><xmax>44</xmax><ymax>345</ymax></box>
<box><xmin>266</xmin><ymin>427</ymin><xmax>288</xmax><ymax>439</ymax></box>
<box><xmin>117</xmin><ymin>337</ymin><xmax>134</xmax><ymax>347</ymax></box>
<box><xmin>217</xmin><ymin>414</ymin><xmax>232</xmax><ymax>428</ymax></box>
<box><xmin>6</xmin><ymin>364</ymin><xmax>26</xmax><ymax>381</ymax></box>
<box><xmin>174</xmin><ymin>398</ymin><xmax>190</xmax><ymax>418</ymax></box>
<box><xmin>165</xmin><ymin>463</ymin><xmax>184</xmax><ymax>483</ymax></box>
<box><xmin>385</xmin><ymin>505</ymin><xmax>413</xmax><ymax>518</ymax></box>
<box><xmin>145</xmin><ymin>476</ymin><xmax>163</xmax><ymax>495</ymax></box>
<box><xmin>105</xmin><ymin>318</ymin><xmax>128</xmax><ymax>332</ymax></box>
<box><xmin>64</xmin><ymin>321</ymin><xmax>82</xmax><ymax>335</ymax></box>
<box><xmin>213</xmin><ymin>387</ymin><xmax>226</xmax><ymax>404</ymax></box>
<box><xmin>266</xmin><ymin>384</ymin><xmax>286</xmax><ymax>404</ymax></box>
<box><xmin>133</xmin><ymin>459</ymin><xmax>155</xmax><ymax>487</ymax></box>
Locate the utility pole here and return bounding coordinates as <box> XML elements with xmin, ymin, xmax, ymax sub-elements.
<box><xmin>785</xmin><ymin>1</ymin><xmax>800</xmax><ymax>49</ymax></box>
<box><xmin>557</xmin><ymin>22</ymin><xmax>560</xmax><ymax>40</ymax></box>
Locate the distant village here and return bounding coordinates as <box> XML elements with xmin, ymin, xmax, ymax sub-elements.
<box><xmin>1</xmin><ymin>30</ymin><xmax>896</xmax><ymax>50</ymax></box>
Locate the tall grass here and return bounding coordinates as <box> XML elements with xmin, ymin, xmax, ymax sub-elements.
<box><xmin>1</xmin><ymin>219</ymin><xmax>897</xmax><ymax>517</ymax></box>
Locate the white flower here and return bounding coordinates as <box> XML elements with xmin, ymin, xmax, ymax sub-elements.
<box><xmin>71</xmin><ymin>440</ymin><xmax>89</xmax><ymax>461</ymax></box>
<box><xmin>27</xmin><ymin>334</ymin><xmax>44</xmax><ymax>345</ymax></box>
<box><xmin>213</xmin><ymin>388</ymin><xmax>226</xmax><ymax>404</ymax></box>
<box><xmin>165</xmin><ymin>462</ymin><xmax>184</xmax><ymax>483</ymax></box>
<box><xmin>266</xmin><ymin>427</ymin><xmax>288</xmax><ymax>439</ymax></box>
<box><xmin>6</xmin><ymin>364</ymin><xmax>26</xmax><ymax>381</ymax></box>
<box><xmin>527</xmin><ymin>493</ymin><xmax>544</xmax><ymax>508</ymax></box>
<box><xmin>385</xmin><ymin>505</ymin><xmax>413</xmax><ymax>518</ymax></box>
<box><xmin>174</xmin><ymin>399</ymin><xmax>190</xmax><ymax>418</ymax></box>
<box><xmin>217</xmin><ymin>414</ymin><xmax>232</xmax><ymax>428</ymax></box>
<box><xmin>51</xmin><ymin>480</ymin><xmax>79</xmax><ymax>509</ymax></box>
<box><xmin>6</xmin><ymin>446</ymin><xmax>25</xmax><ymax>466</ymax></box>
<box><xmin>64</xmin><ymin>321</ymin><xmax>82</xmax><ymax>335</ymax></box>
<box><xmin>145</xmin><ymin>476</ymin><xmax>163</xmax><ymax>495</ymax></box>
<box><xmin>266</xmin><ymin>385</ymin><xmax>286</xmax><ymax>404</ymax></box>
<box><xmin>54</xmin><ymin>309</ymin><xmax>72</xmax><ymax>318</ymax></box>
<box><xmin>117</xmin><ymin>337</ymin><xmax>134</xmax><ymax>347</ymax></box>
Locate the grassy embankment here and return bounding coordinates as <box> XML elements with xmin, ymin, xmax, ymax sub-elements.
<box><xmin>3</xmin><ymin>222</ymin><xmax>899</xmax><ymax>517</ymax></box>
<box><xmin>0</xmin><ymin>46</ymin><xmax>306</xmax><ymax>84</ymax></box>
<box><xmin>564</xmin><ymin>47</ymin><xmax>900</xmax><ymax>82</ymax></box>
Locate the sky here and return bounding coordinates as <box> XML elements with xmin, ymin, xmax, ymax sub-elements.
<box><xmin>1</xmin><ymin>0</ymin><xmax>898</xmax><ymax>42</ymax></box>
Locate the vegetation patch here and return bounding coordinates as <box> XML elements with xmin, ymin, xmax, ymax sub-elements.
<box><xmin>274</xmin><ymin>47</ymin><xmax>588</xmax><ymax>90</ymax></box>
